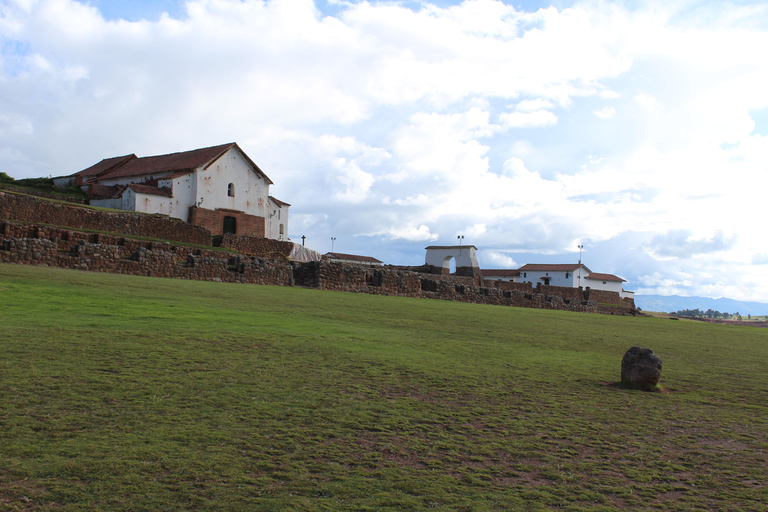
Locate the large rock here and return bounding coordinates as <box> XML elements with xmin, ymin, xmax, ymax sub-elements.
<box><xmin>621</xmin><ymin>347</ymin><xmax>662</xmax><ymax>390</ymax></box>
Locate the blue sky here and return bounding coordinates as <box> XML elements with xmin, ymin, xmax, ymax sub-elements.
<box><xmin>2</xmin><ymin>0</ymin><xmax>768</xmax><ymax>301</ymax></box>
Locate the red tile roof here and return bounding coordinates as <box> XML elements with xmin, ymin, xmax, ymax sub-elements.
<box><xmin>585</xmin><ymin>272</ymin><xmax>625</xmax><ymax>282</ymax></box>
<box><xmin>325</xmin><ymin>252</ymin><xmax>383</xmax><ymax>264</ymax></box>
<box><xmin>76</xmin><ymin>154</ymin><xmax>136</xmax><ymax>179</ymax></box>
<box><xmin>517</xmin><ymin>263</ymin><xmax>590</xmax><ymax>272</ymax></box>
<box><xmin>87</xmin><ymin>184</ymin><xmax>121</xmax><ymax>199</ymax></box>
<box><xmin>481</xmin><ymin>269</ymin><xmax>520</xmax><ymax>277</ymax></box>
<box><xmin>84</xmin><ymin>143</ymin><xmax>273</xmax><ymax>185</ymax></box>
<box><xmin>269</xmin><ymin>196</ymin><xmax>291</xmax><ymax>207</ymax></box>
<box><xmin>126</xmin><ymin>184</ymin><xmax>172</xmax><ymax>197</ymax></box>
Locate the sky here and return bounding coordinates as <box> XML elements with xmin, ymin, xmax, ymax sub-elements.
<box><xmin>2</xmin><ymin>0</ymin><xmax>768</xmax><ymax>301</ymax></box>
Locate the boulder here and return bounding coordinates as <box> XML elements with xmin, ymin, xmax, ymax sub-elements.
<box><xmin>621</xmin><ymin>346</ymin><xmax>662</xmax><ymax>390</ymax></box>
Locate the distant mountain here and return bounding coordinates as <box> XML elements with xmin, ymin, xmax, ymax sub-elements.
<box><xmin>635</xmin><ymin>295</ymin><xmax>768</xmax><ymax>316</ymax></box>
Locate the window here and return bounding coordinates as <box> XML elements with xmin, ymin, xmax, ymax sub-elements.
<box><xmin>566</xmin><ymin>272</ymin><xmax>570</xmax><ymax>278</ymax></box>
<box><xmin>279</xmin><ymin>224</ymin><xmax>284</xmax><ymax>236</ymax></box>
<box><xmin>227</xmin><ymin>183</ymin><xmax>235</xmax><ymax>197</ymax></box>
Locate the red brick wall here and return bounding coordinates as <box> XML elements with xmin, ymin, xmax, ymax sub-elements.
<box><xmin>188</xmin><ymin>206</ymin><xmax>265</xmax><ymax>237</ymax></box>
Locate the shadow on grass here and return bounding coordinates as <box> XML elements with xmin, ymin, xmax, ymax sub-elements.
<box><xmin>599</xmin><ymin>381</ymin><xmax>670</xmax><ymax>393</ymax></box>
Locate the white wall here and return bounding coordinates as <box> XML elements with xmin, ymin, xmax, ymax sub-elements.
<box><xmin>483</xmin><ymin>273</ymin><xmax>518</xmax><ymax>282</ymax></box>
<box><xmin>195</xmin><ymin>147</ymin><xmax>269</xmax><ymax>219</ymax></box>
<box><xmin>132</xmin><ymin>190</ymin><xmax>171</xmax><ymax>216</ymax></box>
<box><xmin>584</xmin><ymin>278</ymin><xmax>624</xmax><ymax>294</ymax></box>
<box><xmin>53</xmin><ymin>176</ymin><xmax>75</xmax><ymax>187</ymax></box>
<box><xmin>161</xmin><ymin>175</ymin><xmax>196</xmax><ymax>221</ymax></box>
<box><xmin>620</xmin><ymin>290</ymin><xmax>635</xmax><ymax>300</ymax></box>
<box><xmin>90</xmin><ymin>197</ymin><xmax>122</xmax><ymax>210</ymax></box>
<box><xmin>519</xmin><ymin>268</ymin><xmax>582</xmax><ymax>287</ymax></box>
<box><xmin>267</xmin><ymin>198</ymin><xmax>290</xmax><ymax>240</ymax></box>
<box><xmin>121</xmin><ymin>188</ymin><xmax>136</xmax><ymax>212</ymax></box>
<box><xmin>425</xmin><ymin>246</ymin><xmax>478</xmax><ymax>270</ymax></box>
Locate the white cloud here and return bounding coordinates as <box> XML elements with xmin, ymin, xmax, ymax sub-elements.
<box><xmin>480</xmin><ymin>250</ymin><xmax>518</xmax><ymax>268</ymax></box>
<box><xmin>2</xmin><ymin>0</ymin><xmax>768</xmax><ymax>300</ymax></box>
<box><xmin>382</xmin><ymin>224</ymin><xmax>439</xmax><ymax>242</ymax></box>
<box><xmin>499</xmin><ymin>109</ymin><xmax>558</xmax><ymax>128</ymax></box>
<box><xmin>593</xmin><ymin>106</ymin><xmax>615</xmax><ymax>119</ymax></box>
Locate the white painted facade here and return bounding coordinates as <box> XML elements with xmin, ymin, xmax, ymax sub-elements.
<box><xmin>130</xmin><ymin>190</ymin><xmax>172</xmax><ymax>217</ymax></box>
<box><xmin>584</xmin><ymin>276</ymin><xmax>624</xmax><ymax>293</ymax></box>
<box><xmin>194</xmin><ymin>148</ymin><xmax>269</xmax><ymax>219</ymax></box>
<box><xmin>517</xmin><ymin>265</ymin><xmax>589</xmax><ymax>288</ymax></box>
<box><xmin>481</xmin><ymin>270</ymin><xmax>519</xmax><ymax>282</ymax></box>
<box><xmin>516</xmin><ymin>263</ymin><xmax>633</xmax><ymax>299</ymax></box>
<box><xmin>159</xmin><ymin>175</ymin><xmax>195</xmax><ymax>220</ymax></box>
<box><xmin>267</xmin><ymin>197</ymin><xmax>289</xmax><ymax>241</ymax></box>
<box><xmin>425</xmin><ymin>245</ymin><xmax>479</xmax><ymax>270</ymax></box>
<box><xmin>83</xmin><ymin>145</ymin><xmax>289</xmax><ymax>240</ymax></box>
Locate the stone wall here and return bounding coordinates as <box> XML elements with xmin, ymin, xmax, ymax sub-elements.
<box><xmin>0</xmin><ymin>233</ymin><xmax>293</xmax><ymax>286</ymax></box>
<box><xmin>0</xmin><ymin>219</ymin><xmax>637</xmax><ymax>315</ymax></box>
<box><xmin>295</xmin><ymin>260</ymin><xmax>611</xmax><ymax>313</ymax></box>
<box><xmin>585</xmin><ymin>288</ymin><xmax>624</xmax><ymax>305</ymax></box>
<box><xmin>213</xmin><ymin>233</ymin><xmax>295</xmax><ymax>259</ymax></box>
<box><xmin>0</xmin><ymin>191</ymin><xmax>211</xmax><ymax>245</ymax></box>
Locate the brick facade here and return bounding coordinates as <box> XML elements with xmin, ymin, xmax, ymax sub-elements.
<box><xmin>188</xmin><ymin>206</ymin><xmax>265</xmax><ymax>237</ymax></box>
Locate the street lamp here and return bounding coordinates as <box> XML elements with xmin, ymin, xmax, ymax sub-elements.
<box><xmin>457</xmin><ymin>235</ymin><xmax>464</xmax><ymax>246</ymax></box>
<box><xmin>577</xmin><ymin>244</ymin><xmax>584</xmax><ymax>288</ymax></box>
<box><xmin>331</xmin><ymin>237</ymin><xmax>336</xmax><ymax>252</ymax></box>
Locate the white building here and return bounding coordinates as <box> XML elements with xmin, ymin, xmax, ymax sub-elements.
<box><xmin>517</xmin><ymin>263</ymin><xmax>590</xmax><ymax>288</ymax></box>
<box><xmin>56</xmin><ymin>143</ymin><xmax>289</xmax><ymax>239</ymax></box>
<box><xmin>481</xmin><ymin>269</ymin><xmax>520</xmax><ymax>282</ymax></box>
<box><xmin>489</xmin><ymin>263</ymin><xmax>634</xmax><ymax>299</ymax></box>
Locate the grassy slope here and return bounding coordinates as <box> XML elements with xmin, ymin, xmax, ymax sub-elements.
<box><xmin>1</xmin><ymin>265</ymin><xmax>766</xmax><ymax>511</ymax></box>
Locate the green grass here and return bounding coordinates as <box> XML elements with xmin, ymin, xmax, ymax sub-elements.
<box><xmin>0</xmin><ymin>178</ymin><xmax>87</xmax><ymax>200</ymax></box>
<box><xmin>1</xmin><ymin>264</ymin><xmax>767</xmax><ymax>511</ymax></box>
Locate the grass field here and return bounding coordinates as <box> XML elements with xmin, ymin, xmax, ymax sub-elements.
<box><xmin>1</xmin><ymin>264</ymin><xmax>767</xmax><ymax>511</ymax></box>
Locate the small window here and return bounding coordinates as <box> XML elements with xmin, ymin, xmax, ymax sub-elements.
<box><xmin>566</xmin><ymin>272</ymin><xmax>570</xmax><ymax>278</ymax></box>
<box><xmin>227</xmin><ymin>183</ymin><xmax>235</xmax><ymax>197</ymax></box>
<box><xmin>279</xmin><ymin>224</ymin><xmax>284</xmax><ymax>235</ymax></box>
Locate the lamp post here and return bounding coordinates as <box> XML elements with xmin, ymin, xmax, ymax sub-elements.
<box><xmin>331</xmin><ymin>237</ymin><xmax>336</xmax><ymax>252</ymax></box>
<box><xmin>578</xmin><ymin>244</ymin><xmax>584</xmax><ymax>288</ymax></box>
<box><xmin>457</xmin><ymin>235</ymin><xmax>464</xmax><ymax>246</ymax></box>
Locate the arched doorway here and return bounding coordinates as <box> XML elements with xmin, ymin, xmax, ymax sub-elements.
<box><xmin>445</xmin><ymin>256</ymin><xmax>457</xmax><ymax>274</ymax></box>
<box><xmin>425</xmin><ymin>245</ymin><xmax>480</xmax><ymax>278</ymax></box>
